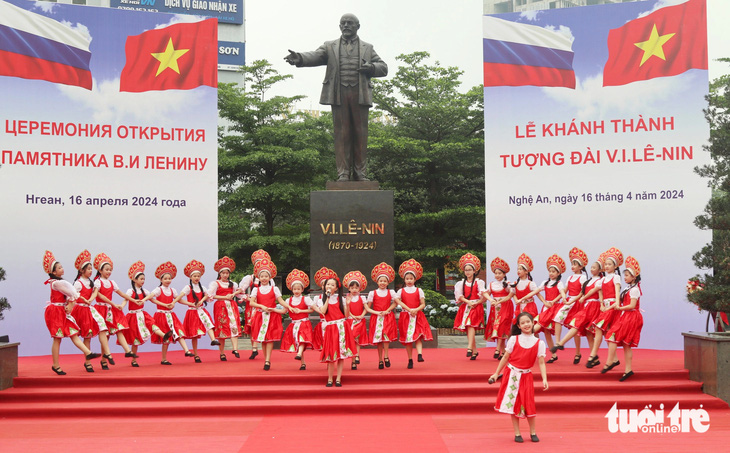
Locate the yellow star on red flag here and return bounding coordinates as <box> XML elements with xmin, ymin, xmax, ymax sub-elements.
<box><xmin>633</xmin><ymin>24</ymin><xmax>675</xmax><ymax>67</ymax></box>
<box><xmin>151</xmin><ymin>38</ymin><xmax>190</xmax><ymax>76</ymax></box>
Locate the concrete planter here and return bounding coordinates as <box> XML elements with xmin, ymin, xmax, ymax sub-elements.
<box><xmin>682</xmin><ymin>331</ymin><xmax>730</xmax><ymax>404</ymax></box>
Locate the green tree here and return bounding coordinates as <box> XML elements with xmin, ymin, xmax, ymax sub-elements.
<box><xmin>218</xmin><ymin>60</ymin><xmax>333</xmax><ymax>275</ymax></box>
<box><xmin>370</xmin><ymin>52</ymin><xmax>486</xmax><ymax>277</ymax></box>
<box><xmin>0</xmin><ymin>266</ymin><xmax>10</xmax><ymax>322</ymax></box>
<box><xmin>689</xmin><ymin>58</ymin><xmax>730</xmax><ymax>327</ymax></box>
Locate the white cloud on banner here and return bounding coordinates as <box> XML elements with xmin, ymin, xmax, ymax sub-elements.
<box><xmin>57</xmin><ymin>78</ymin><xmax>208</xmax><ymax>124</ymax></box>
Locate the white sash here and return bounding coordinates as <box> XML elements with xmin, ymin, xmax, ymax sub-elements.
<box><xmin>158</xmin><ymin>310</ymin><xmax>180</xmax><ymax>341</ymax></box>
<box><xmin>554</xmin><ymin>302</ymin><xmax>572</xmax><ymax>324</ymax></box>
<box><xmin>497</xmin><ymin>363</ymin><xmax>533</xmax><ymax>414</ymax></box>
<box><xmin>291</xmin><ymin>317</ymin><xmax>308</xmax><ymax>346</ymax></box>
<box><xmin>322</xmin><ymin>318</ymin><xmax>351</xmax><ymax>358</ymax></box>
<box><xmin>404</xmin><ymin>311</ymin><xmax>417</xmax><ymax>343</ymax></box>
<box><xmin>196</xmin><ymin>308</ymin><xmax>214</xmax><ymax>331</ymax></box>
<box><xmin>372</xmin><ymin>313</ymin><xmax>386</xmax><ymax>343</ymax></box>
<box><xmin>459</xmin><ymin>304</ymin><xmax>472</xmax><ymax>330</ymax></box>
<box><xmin>225</xmin><ymin>300</ymin><xmax>239</xmax><ymax>336</ymax></box>
<box><xmin>129</xmin><ymin>309</ymin><xmax>151</xmax><ymax>343</ymax></box>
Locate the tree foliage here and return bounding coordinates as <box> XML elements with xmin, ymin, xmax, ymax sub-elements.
<box><xmin>370</xmin><ymin>52</ymin><xmax>486</xmax><ymax>274</ymax></box>
<box><xmin>689</xmin><ymin>58</ymin><xmax>730</xmax><ymax>318</ymax></box>
<box><xmin>217</xmin><ymin>60</ymin><xmax>333</xmax><ymax>275</ymax></box>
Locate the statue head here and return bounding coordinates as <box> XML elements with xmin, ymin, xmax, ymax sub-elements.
<box><xmin>339</xmin><ymin>13</ymin><xmax>360</xmax><ymax>40</ymax></box>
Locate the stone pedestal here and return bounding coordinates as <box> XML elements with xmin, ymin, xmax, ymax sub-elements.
<box><xmin>682</xmin><ymin>331</ymin><xmax>730</xmax><ymax>403</ymax></box>
<box><xmin>310</xmin><ymin>187</ymin><xmax>394</xmax><ymax>284</ymax></box>
<box><xmin>0</xmin><ymin>342</ymin><xmax>19</xmax><ymax>390</ymax></box>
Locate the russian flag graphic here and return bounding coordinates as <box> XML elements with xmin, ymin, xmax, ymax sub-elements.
<box><xmin>483</xmin><ymin>16</ymin><xmax>575</xmax><ymax>89</ymax></box>
<box><xmin>0</xmin><ymin>0</ymin><xmax>92</xmax><ymax>90</ymax></box>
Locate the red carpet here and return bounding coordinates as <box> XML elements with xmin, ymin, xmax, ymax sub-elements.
<box><xmin>0</xmin><ymin>347</ymin><xmax>728</xmax><ymax>451</ymax></box>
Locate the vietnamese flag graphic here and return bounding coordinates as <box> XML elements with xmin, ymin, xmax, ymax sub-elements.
<box><xmin>603</xmin><ymin>0</ymin><xmax>707</xmax><ymax>87</ymax></box>
<box><xmin>120</xmin><ymin>18</ymin><xmax>217</xmax><ymax>92</ymax></box>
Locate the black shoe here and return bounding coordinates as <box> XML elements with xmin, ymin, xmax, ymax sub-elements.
<box><xmin>131</xmin><ymin>361</ymin><xmax>139</xmax><ymax>367</ymax></box>
<box><xmin>220</xmin><ymin>354</ymin><xmax>227</xmax><ymax>361</ymax></box>
<box><xmin>100</xmin><ymin>361</ymin><xmax>109</xmax><ymax>370</ymax></box>
<box><xmin>84</xmin><ymin>363</ymin><xmax>94</xmax><ymax>373</ymax></box>
<box><xmin>326</xmin><ymin>381</ymin><xmax>333</xmax><ymax>387</ymax></box>
<box><xmin>466</xmin><ymin>349</ymin><xmax>473</xmax><ymax>357</ymax></box>
<box><xmin>417</xmin><ymin>354</ymin><xmax>424</xmax><ymax>362</ymax></box>
<box><xmin>351</xmin><ymin>363</ymin><xmax>357</xmax><ymax>370</ymax></box>
<box><xmin>514</xmin><ymin>435</ymin><xmax>524</xmax><ymax>443</ymax></box>
<box><xmin>493</xmin><ymin>350</ymin><xmax>500</xmax><ymax>359</ymax></box>
<box><xmin>547</xmin><ymin>355</ymin><xmax>558</xmax><ymax>364</ymax></box>
<box><xmin>573</xmin><ymin>354</ymin><xmax>582</xmax><ymax>365</ymax></box>
<box><xmin>124</xmin><ymin>351</ymin><xmax>139</xmax><ymax>358</ymax></box>
<box><xmin>549</xmin><ymin>345</ymin><xmax>559</xmax><ymax>354</ymax></box>
<box><xmin>85</xmin><ymin>352</ymin><xmax>101</xmax><ymax>360</ymax></box>
<box><xmin>355</xmin><ymin>356</ymin><xmax>360</xmax><ymax>364</ymax></box>
<box><xmin>263</xmin><ymin>361</ymin><xmax>270</xmax><ymax>371</ymax></box>
<box><xmin>162</xmin><ymin>331</ymin><xmax>173</xmax><ymax>342</ymax></box>
<box><xmin>619</xmin><ymin>371</ymin><xmax>634</xmax><ymax>382</ymax></box>
<box><xmin>407</xmin><ymin>359</ymin><xmax>413</xmax><ymax>369</ymax></box>
<box><xmin>378</xmin><ymin>361</ymin><xmax>384</xmax><ymax>369</ymax></box>
<box><xmin>160</xmin><ymin>360</ymin><xmax>172</xmax><ymax>365</ymax></box>
<box><xmin>384</xmin><ymin>357</ymin><xmax>391</xmax><ymax>368</ymax></box>
<box><xmin>194</xmin><ymin>356</ymin><xmax>202</xmax><ymax>363</ymax></box>
<box><xmin>294</xmin><ymin>355</ymin><xmax>302</xmax><ymax>361</ymax></box>
<box><xmin>211</xmin><ymin>340</ymin><xmax>220</xmax><ymax>346</ymax></box>
<box><xmin>531</xmin><ymin>434</ymin><xmax>540</xmax><ymax>442</ymax></box>
<box><xmin>335</xmin><ymin>381</ymin><xmax>342</xmax><ymax>387</ymax></box>
<box><xmin>51</xmin><ymin>366</ymin><xmax>66</xmax><ymax>375</ymax></box>
<box><xmin>300</xmin><ymin>364</ymin><xmax>306</xmax><ymax>371</ymax></box>
<box><xmin>185</xmin><ymin>351</ymin><xmax>194</xmax><ymax>357</ymax></box>
<box><xmin>557</xmin><ymin>345</ymin><xmax>565</xmax><ymax>350</ymax></box>
<box><xmin>103</xmin><ymin>354</ymin><xmax>115</xmax><ymax>365</ymax></box>
<box><xmin>249</xmin><ymin>350</ymin><xmax>258</xmax><ymax>360</ymax></box>
<box><xmin>586</xmin><ymin>356</ymin><xmax>600</xmax><ymax>368</ymax></box>
<box><xmin>232</xmin><ymin>350</ymin><xmax>240</xmax><ymax>359</ymax></box>
<box><xmin>470</xmin><ymin>352</ymin><xmax>479</xmax><ymax>361</ymax></box>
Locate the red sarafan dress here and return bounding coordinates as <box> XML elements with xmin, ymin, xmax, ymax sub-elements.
<box><xmin>249</xmin><ymin>285</ymin><xmax>283</xmax><ymax>343</ymax></box>
<box><xmin>151</xmin><ymin>286</ymin><xmax>186</xmax><ymax>344</ymax></box>
<box><xmin>397</xmin><ymin>286</ymin><xmax>433</xmax><ymax>344</ymax></box>
<box><xmin>535</xmin><ymin>280</ymin><xmax>563</xmax><ymax>334</ymax></box>
<box><xmin>593</xmin><ymin>273</ymin><xmax>621</xmax><ymax>332</ymax></box>
<box><xmin>124</xmin><ymin>287</ymin><xmax>159</xmax><ymax>345</ymax></box>
<box><xmin>320</xmin><ymin>296</ymin><xmax>356</xmax><ymax>362</ymax></box>
<box><xmin>239</xmin><ymin>274</ymin><xmax>259</xmax><ymax>335</ymax></box>
<box><xmin>486</xmin><ymin>281</ymin><xmax>513</xmax><ymax>341</ymax></box>
<box><xmin>554</xmin><ymin>274</ymin><xmax>585</xmax><ymax>327</ymax></box>
<box><xmin>210</xmin><ymin>280</ymin><xmax>241</xmax><ymax>339</ymax></box>
<box><xmin>71</xmin><ymin>277</ymin><xmax>107</xmax><ymax>339</ymax></box>
<box><xmin>494</xmin><ymin>334</ymin><xmax>546</xmax><ymax>418</ymax></box>
<box><xmin>453</xmin><ymin>278</ymin><xmax>485</xmax><ymax>331</ymax></box>
<box><xmin>94</xmin><ymin>278</ymin><xmax>129</xmax><ymax>334</ymax></box>
<box><xmin>513</xmin><ymin>279</ymin><xmax>538</xmax><ymax>320</ymax></box>
<box><xmin>280</xmin><ymin>295</ymin><xmax>314</xmax><ymax>352</ymax></box>
<box><xmin>44</xmin><ymin>279</ymin><xmax>82</xmax><ymax>338</ymax></box>
<box><xmin>565</xmin><ymin>276</ymin><xmax>601</xmax><ymax>336</ymax></box>
<box><xmin>605</xmin><ymin>285</ymin><xmax>643</xmax><ymax>347</ymax></box>
<box><xmin>181</xmin><ymin>283</ymin><xmax>215</xmax><ymax>339</ymax></box>
<box><xmin>346</xmin><ymin>294</ymin><xmax>368</xmax><ymax>345</ymax></box>
<box><xmin>368</xmin><ymin>288</ymin><xmax>398</xmax><ymax>343</ymax></box>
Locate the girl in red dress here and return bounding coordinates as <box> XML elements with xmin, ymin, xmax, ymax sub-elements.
<box><xmin>453</xmin><ymin>253</ymin><xmax>486</xmax><ymax>360</ymax></box>
<box><xmin>123</xmin><ymin>261</ymin><xmax>172</xmax><ymax>366</ymax></box>
<box><xmin>489</xmin><ymin>312</ymin><xmax>548</xmax><ymax>443</ymax></box>
<box><xmin>42</xmin><ymin>251</ymin><xmax>101</xmax><ymax>375</ymax></box>
<box><xmin>92</xmin><ymin>252</ymin><xmax>138</xmax><ymax>369</ymax></box>
<box><xmin>280</xmin><ymin>269</ymin><xmax>314</xmax><ymax>370</ymax></box>
<box><xmin>312</xmin><ymin>267</ymin><xmax>337</xmax><ymax>352</ymax></box>
<box><xmin>71</xmin><ymin>250</ymin><xmax>113</xmax><ymax>372</ymax></box>
<box><xmin>342</xmin><ymin>271</ymin><xmax>368</xmax><ymax>370</ymax></box>
<box><xmin>141</xmin><ymin>262</ymin><xmax>192</xmax><ymax>365</ymax></box>
<box><xmin>485</xmin><ymin>257</ymin><xmax>514</xmax><ymax>360</ymax></box>
<box><xmin>366</xmin><ymin>262</ymin><xmax>398</xmax><ymax>369</ymax></box>
<box><xmin>396</xmin><ymin>259</ymin><xmax>433</xmax><ymax>369</ymax></box>
<box><xmin>552</xmin><ymin>253</ymin><xmax>605</xmax><ymax>366</ymax></box>
<box><xmin>318</xmin><ymin>276</ymin><xmax>357</xmax><ymax>387</ymax></box>
<box><xmin>551</xmin><ymin>248</ymin><xmax>588</xmax><ymax>364</ymax></box>
<box><xmin>586</xmin><ymin>248</ymin><xmax>623</xmax><ymax>369</ymax></box>
<box><xmin>174</xmin><ymin>260</ymin><xmax>219</xmax><ymax>363</ymax></box>
<box><xmin>525</xmin><ymin>255</ymin><xmax>566</xmax><ymax>363</ymax></box>
<box><xmin>239</xmin><ymin>249</ymin><xmax>271</xmax><ymax>360</ymax></box>
<box><xmin>208</xmin><ymin>256</ymin><xmax>244</xmax><ymax>361</ymax></box>
<box><xmin>603</xmin><ymin>256</ymin><xmax>643</xmax><ymax>381</ymax></box>
<box><xmin>249</xmin><ymin>258</ymin><xmax>286</xmax><ymax>371</ymax></box>
<box><xmin>512</xmin><ymin>253</ymin><xmax>539</xmax><ymax>319</ymax></box>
